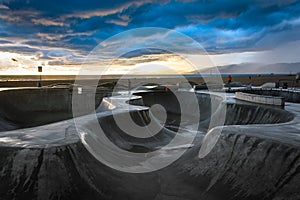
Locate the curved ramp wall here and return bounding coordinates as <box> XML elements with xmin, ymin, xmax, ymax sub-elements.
<box><xmin>235</xmin><ymin>91</ymin><xmax>285</xmax><ymax>106</ymax></box>
<box><xmin>130</xmin><ymin>91</ymin><xmax>293</xmax><ymax>129</ymax></box>
<box><xmin>0</xmin><ymin>88</ymin><xmax>110</xmax><ymax>131</ymax></box>
<box><xmin>239</xmin><ymin>89</ymin><xmax>300</xmax><ymax>103</ymax></box>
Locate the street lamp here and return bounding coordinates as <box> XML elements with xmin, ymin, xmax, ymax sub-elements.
<box><xmin>38</xmin><ymin>66</ymin><xmax>42</xmax><ymax>87</ymax></box>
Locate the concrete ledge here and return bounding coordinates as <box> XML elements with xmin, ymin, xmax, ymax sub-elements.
<box><xmin>235</xmin><ymin>92</ymin><xmax>285</xmax><ymax>107</ymax></box>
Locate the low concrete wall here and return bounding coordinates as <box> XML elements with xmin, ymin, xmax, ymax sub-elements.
<box><xmin>235</xmin><ymin>92</ymin><xmax>285</xmax><ymax>106</ymax></box>
<box><xmin>246</xmin><ymin>88</ymin><xmax>300</xmax><ymax>103</ymax></box>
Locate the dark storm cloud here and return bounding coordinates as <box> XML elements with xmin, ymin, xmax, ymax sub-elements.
<box><xmin>0</xmin><ymin>39</ymin><xmax>12</xmax><ymax>44</ymax></box>
<box><xmin>0</xmin><ymin>0</ymin><xmax>299</xmax><ymax>64</ymax></box>
<box><xmin>0</xmin><ymin>45</ymin><xmax>40</xmax><ymax>54</ymax></box>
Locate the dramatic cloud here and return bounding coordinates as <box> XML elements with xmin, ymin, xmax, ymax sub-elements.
<box><xmin>0</xmin><ymin>0</ymin><xmax>299</xmax><ymax>74</ymax></box>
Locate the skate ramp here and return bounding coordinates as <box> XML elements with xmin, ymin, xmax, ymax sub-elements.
<box><xmin>0</xmin><ymin>88</ymin><xmax>110</xmax><ymax>131</ymax></box>
<box><xmin>0</xmin><ymin>89</ymin><xmax>299</xmax><ymax>200</ymax></box>
<box><xmin>130</xmin><ymin>91</ymin><xmax>292</xmax><ymax>128</ymax></box>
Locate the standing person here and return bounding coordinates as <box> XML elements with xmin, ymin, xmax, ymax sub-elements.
<box><xmin>227</xmin><ymin>75</ymin><xmax>232</xmax><ymax>90</ymax></box>
<box><xmin>227</xmin><ymin>75</ymin><xmax>232</xmax><ymax>84</ymax></box>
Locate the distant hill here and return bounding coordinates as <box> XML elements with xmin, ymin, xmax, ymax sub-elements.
<box><xmin>197</xmin><ymin>62</ymin><xmax>300</xmax><ymax>74</ymax></box>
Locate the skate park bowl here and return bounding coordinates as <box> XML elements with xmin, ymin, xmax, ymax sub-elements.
<box><xmin>0</xmin><ymin>87</ymin><xmax>300</xmax><ymax>200</ymax></box>
<box><xmin>0</xmin><ymin>87</ymin><xmax>111</xmax><ymax>131</ymax></box>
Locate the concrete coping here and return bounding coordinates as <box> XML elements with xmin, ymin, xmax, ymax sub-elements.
<box><xmin>235</xmin><ymin>92</ymin><xmax>285</xmax><ymax>107</ymax></box>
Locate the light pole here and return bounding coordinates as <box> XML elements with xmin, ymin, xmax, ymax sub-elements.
<box><xmin>128</xmin><ymin>79</ymin><xmax>131</xmax><ymax>94</ymax></box>
<box><xmin>38</xmin><ymin>66</ymin><xmax>42</xmax><ymax>87</ymax></box>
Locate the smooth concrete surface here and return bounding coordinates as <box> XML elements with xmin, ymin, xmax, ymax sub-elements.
<box><xmin>235</xmin><ymin>91</ymin><xmax>285</xmax><ymax>106</ymax></box>
<box><xmin>0</xmin><ymin>87</ymin><xmax>111</xmax><ymax>131</ymax></box>
<box><xmin>231</xmin><ymin>88</ymin><xmax>300</xmax><ymax>103</ymax></box>
<box><xmin>0</xmin><ymin>88</ymin><xmax>299</xmax><ymax>199</ymax></box>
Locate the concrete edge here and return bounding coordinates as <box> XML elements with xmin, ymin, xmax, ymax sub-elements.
<box><xmin>235</xmin><ymin>92</ymin><xmax>285</xmax><ymax>107</ymax></box>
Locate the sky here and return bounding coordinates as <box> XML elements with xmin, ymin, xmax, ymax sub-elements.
<box><xmin>0</xmin><ymin>0</ymin><xmax>300</xmax><ymax>75</ymax></box>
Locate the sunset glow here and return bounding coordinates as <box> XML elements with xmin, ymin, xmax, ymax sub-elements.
<box><xmin>0</xmin><ymin>1</ymin><xmax>300</xmax><ymax>74</ymax></box>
